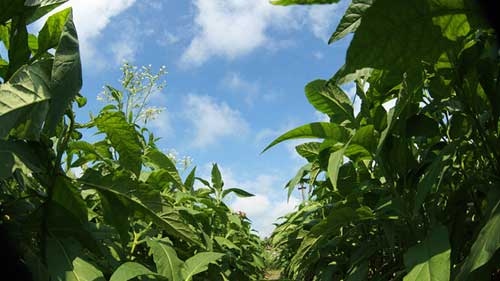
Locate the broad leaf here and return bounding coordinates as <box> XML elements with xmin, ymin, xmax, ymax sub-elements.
<box><xmin>263</xmin><ymin>122</ymin><xmax>347</xmax><ymax>152</ymax></box>
<box><xmin>403</xmin><ymin>225</ymin><xmax>451</xmax><ymax>281</ymax></box>
<box><xmin>144</xmin><ymin>148</ymin><xmax>184</xmax><ymax>189</ymax></box>
<box><xmin>36</xmin><ymin>8</ymin><xmax>71</xmax><ymax>57</ymax></box>
<box><xmin>44</xmin><ymin>9</ymin><xmax>82</xmax><ymax>134</ymax></box>
<box><xmin>0</xmin><ymin>61</ymin><xmax>52</xmax><ymax>139</ymax></box>
<box><xmin>181</xmin><ymin>252</ymin><xmax>225</xmax><ymax>281</ymax></box>
<box><xmin>305</xmin><ymin>79</ymin><xmax>354</xmax><ymax>123</ymax></box>
<box><xmin>147</xmin><ymin>240</ymin><xmax>183</xmax><ymax>281</ymax></box>
<box><xmin>295</xmin><ymin>142</ymin><xmax>321</xmax><ymax>161</ymax></box>
<box><xmin>328</xmin><ymin>145</ymin><xmax>348</xmax><ymax>191</ymax></box>
<box><xmin>456</xmin><ymin>200</ymin><xmax>500</xmax><ymax>281</ymax></box>
<box><xmin>110</xmin><ymin>262</ymin><xmax>164</xmax><ymax>281</ymax></box>
<box><xmin>46</xmin><ymin>237</ymin><xmax>105</xmax><ymax>281</ymax></box>
<box><xmin>95</xmin><ymin>111</ymin><xmax>143</xmax><ymax>176</ymax></box>
<box><xmin>329</xmin><ymin>0</ymin><xmax>373</xmax><ymax>44</ymax></box>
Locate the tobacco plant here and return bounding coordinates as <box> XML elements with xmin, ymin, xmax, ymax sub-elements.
<box><xmin>0</xmin><ymin>1</ymin><xmax>264</xmax><ymax>280</ymax></box>
<box><xmin>267</xmin><ymin>0</ymin><xmax>500</xmax><ymax>280</ymax></box>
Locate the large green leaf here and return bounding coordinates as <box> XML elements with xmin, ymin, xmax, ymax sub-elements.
<box><xmin>403</xmin><ymin>225</ymin><xmax>451</xmax><ymax>281</ymax></box>
<box><xmin>36</xmin><ymin>8</ymin><xmax>71</xmax><ymax>57</ymax></box>
<box><xmin>286</xmin><ymin>163</ymin><xmax>312</xmax><ymax>200</ymax></box>
<box><xmin>270</xmin><ymin>0</ymin><xmax>340</xmax><ymax>5</ymax></box>
<box><xmin>329</xmin><ymin>0</ymin><xmax>373</xmax><ymax>44</ymax></box>
<box><xmin>46</xmin><ymin>237</ymin><xmax>105</xmax><ymax>281</ymax></box>
<box><xmin>0</xmin><ymin>61</ymin><xmax>52</xmax><ymax>139</ymax></box>
<box><xmin>295</xmin><ymin>142</ymin><xmax>321</xmax><ymax>161</ymax></box>
<box><xmin>109</xmin><ymin>262</ymin><xmax>164</xmax><ymax>281</ymax></box>
<box><xmin>263</xmin><ymin>122</ymin><xmax>347</xmax><ymax>152</ymax></box>
<box><xmin>341</xmin><ymin>0</ymin><xmax>449</xmax><ymax>78</ymax></box>
<box><xmin>305</xmin><ymin>79</ymin><xmax>354</xmax><ymax>124</ymax></box>
<box><xmin>7</xmin><ymin>16</ymin><xmax>30</xmax><ymax>79</ymax></box>
<box><xmin>52</xmin><ymin>176</ymin><xmax>88</xmax><ymax>223</ymax></box>
<box><xmin>147</xmin><ymin>240</ymin><xmax>183</xmax><ymax>281</ymax></box>
<box><xmin>144</xmin><ymin>148</ymin><xmax>183</xmax><ymax>188</ymax></box>
<box><xmin>80</xmin><ymin>181</ymin><xmax>200</xmax><ymax>245</ymax></box>
<box><xmin>456</xmin><ymin>200</ymin><xmax>500</xmax><ymax>281</ymax></box>
<box><xmin>0</xmin><ymin>139</ymin><xmax>47</xmax><ymax>178</ymax></box>
<box><xmin>95</xmin><ymin>111</ymin><xmax>143</xmax><ymax>176</ymax></box>
<box><xmin>327</xmin><ymin>145</ymin><xmax>348</xmax><ymax>191</ymax></box>
<box><xmin>211</xmin><ymin>163</ymin><xmax>224</xmax><ymax>194</ymax></box>
<box><xmin>44</xmin><ymin>9</ymin><xmax>82</xmax><ymax>134</ymax></box>
<box><xmin>181</xmin><ymin>252</ymin><xmax>225</xmax><ymax>281</ymax></box>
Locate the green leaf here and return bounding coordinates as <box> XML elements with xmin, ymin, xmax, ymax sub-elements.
<box><xmin>36</xmin><ymin>8</ymin><xmax>71</xmax><ymax>57</ymax></box>
<box><xmin>44</xmin><ymin>9</ymin><xmax>82</xmax><ymax>134</ymax></box>
<box><xmin>214</xmin><ymin>236</ymin><xmax>241</xmax><ymax>251</ymax></box>
<box><xmin>6</xmin><ymin>16</ymin><xmax>30</xmax><ymax>79</ymax></box>
<box><xmin>147</xmin><ymin>240</ymin><xmax>183</xmax><ymax>281</ymax></box>
<box><xmin>403</xmin><ymin>225</ymin><xmax>450</xmax><ymax>281</ymax></box>
<box><xmin>456</xmin><ymin>200</ymin><xmax>500</xmax><ymax>281</ymax></box>
<box><xmin>110</xmin><ymin>262</ymin><xmax>164</xmax><ymax>281</ymax></box>
<box><xmin>95</xmin><ymin>111</ymin><xmax>142</xmax><ymax>176</ymax></box>
<box><xmin>286</xmin><ymin>163</ymin><xmax>312</xmax><ymax>200</ymax></box>
<box><xmin>328</xmin><ymin>146</ymin><xmax>348</xmax><ymax>191</ymax></box>
<box><xmin>52</xmin><ymin>176</ymin><xmax>88</xmax><ymax>223</ymax></box>
<box><xmin>144</xmin><ymin>148</ymin><xmax>183</xmax><ymax>189</ymax></box>
<box><xmin>221</xmin><ymin>188</ymin><xmax>254</xmax><ymax>199</ymax></box>
<box><xmin>295</xmin><ymin>142</ymin><xmax>321</xmax><ymax>161</ymax></box>
<box><xmin>98</xmin><ymin>189</ymin><xmax>130</xmax><ymax>244</ymax></box>
<box><xmin>211</xmin><ymin>163</ymin><xmax>224</xmax><ymax>193</ymax></box>
<box><xmin>341</xmin><ymin>0</ymin><xmax>449</xmax><ymax>78</ymax></box>
<box><xmin>329</xmin><ymin>0</ymin><xmax>373</xmax><ymax>44</ymax></box>
<box><xmin>46</xmin><ymin>237</ymin><xmax>105</xmax><ymax>281</ymax></box>
<box><xmin>25</xmin><ymin>0</ymin><xmax>68</xmax><ymax>24</ymax></box>
<box><xmin>262</xmin><ymin>122</ymin><xmax>347</xmax><ymax>152</ymax></box>
<box><xmin>0</xmin><ymin>61</ymin><xmax>52</xmax><ymax>139</ymax></box>
<box><xmin>414</xmin><ymin>143</ymin><xmax>456</xmax><ymax>212</ymax></box>
<box><xmin>0</xmin><ymin>139</ymin><xmax>47</xmax><ymax>178</ymax></box>
<box><xmin>181</xmin><ymin>252</ymin><xmax>225</xmax><ymax>281</ymax></box>
<box><xmin>81</xmin><ymin>182</ymin><xmax>200</xmax><ymax>245</ymax></box>
<box><xmin>305</xmin><ymin>79</ymin><xmax>354</xmax><ymax>123</ymax></box>
<box><xmin>0</xmin><ymin>0</ymin><xmax>24</xmax><ymax>25</ymax></box>
<box><xmin>270</xmin><ymin>0</ymin><xmax>340</xmax><ymax>5</ymax></box>
<box><xmin>184</xmin><ymin>166</ymin><xmax>197</xmax><ymax>191</ymax></box>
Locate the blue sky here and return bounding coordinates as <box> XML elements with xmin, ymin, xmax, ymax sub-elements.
<box><xmin>45</xmin><ymin>0</ymin><xmax>353</xmax><ymax>237</ymax></box>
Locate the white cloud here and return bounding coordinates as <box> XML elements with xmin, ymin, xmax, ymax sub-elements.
<box><xmin>109</xmin><ymin>18</ymin><xmax>142</xmax><ymax>63</ymax></box>
<box><xmin>181</xmin><ymin>0</ymin><xmax>347</xmax><ymax>67</ymax></box>
<box><xmin>149</xmin><ymin>110</ymin><xmax>173</xmax><ymax>138</ymax></box>
<box><xmin>313</xmin><ymin>51</ymin><xmax>324</xmax><ymax>60</ymax></box>
<box><xmin>32</xmin><ymin>0</ymin><xmax>137</xmax><ymax>68</ymax></box>
<box><xmin>183</xmin><ymin>94</ymin><xmax>249</xmax><ymax>148</ymax></box>
<box><xmin>180</xmin><ymin>0</ymin><xmax>298</xmax><ymax>67</ymax></box>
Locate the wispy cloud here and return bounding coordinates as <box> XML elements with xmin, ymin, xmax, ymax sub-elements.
<box><xmin>221</xmin><ymin>72</ymin><xmax>260</xmax><ymax>105</ymax></box>
<box><xmin>182</xmin><ymin>94</ymin><xmax>249</xmax><ymax>148</ymax></box>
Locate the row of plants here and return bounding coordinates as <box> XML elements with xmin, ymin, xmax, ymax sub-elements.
<box><xmin>0</xmin><ymin>1</ymin><xmax>264</xmax><ymax>280</ymax></box>
<box><xmin>267</xmin><ymin>0</ymin><xmax>500</xmax><ymax>280</ymax></box>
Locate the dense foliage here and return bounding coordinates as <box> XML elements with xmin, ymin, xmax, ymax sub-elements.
<box><xmin>0</xmin><ymin>1</ymin><xmax>264</xmax><ymax>280</ymax></box>
<box><xmin>267</xmin><ymin>0</ymin><xmax>500</xmax><ymax>280</ymax></box>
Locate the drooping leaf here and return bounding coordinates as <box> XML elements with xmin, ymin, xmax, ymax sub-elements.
<box><xmin>95</xmin><ymin>111</ymin><xmax>143</xmax><ymax>176</ymax></box>
<box><xmin>329</xmin><ymin>0</ymin><xmax>373</xmax><ymax>44</ymax></box>
<box><xmin>403</xmin><ymin>225</ymin><xmax>451</xmax><ymax>281</ymax></box>
<box><xmin>109</xmin><ymin>262</ymin><xmax>164</xmax><ymax>281</ymax></box>
<box><xmin>36</xmin><ymin>8</ymin><xmax>71</xmax><ymax>57</ymax></box>
<box><xmin>144</xmin><ymin>148</ymin><xmax>183</xmax><ymax>189</ymax></box>
<box><xmin>221</xmin><ymin>188</ymin><xmax>254</xmax><ymax>199</ymax></box>
<box><xmin>328</xmin><ymin>145</ymin><xmax>348</xmax><ymax>191</ymax></box>
<box><xmin>270</xmin><ymin>0</ymin><xmax>340</xmax><ymax>5</ymax></box>
<box><xmin>81</xmin><ymin>181</ymin><xmax>200</xmax><ymax>245</ymax></box>
<box><xmin>263</xmin><ymin>122</ymin><xmax>347</xmax><ymax>152</ymax></box>
<box><xmin>46</xmin><ymin>237</ymin><xmax>105</xmax><ymax>281</ymax></box>
<box><xmin>44</xmin><ymin>9</ymin><xmax>82</xmax><ymax>134</ymax></box>
<box><xmin>0</xmin><ymin>61</ymin><xmax>52</xmax><ymax>139</ymax></box>
<box><xmin>456</xmin><ymin>200</ymin><xmax>500</xmax><ymax>281</ymax></box>
<box><xmin>147</xmin><ymin>240</ymin><xmax>183</xmax><ymax>281</ymax></box>
<box><xmin>305</xmin><ymin>79</ymin><xmax>354</xmax><ymax>123</ymax></box>
<box><xmin>181</xmin><ymin>252</ymin><xmax>225</xmax><ymax>281</ymax></box>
